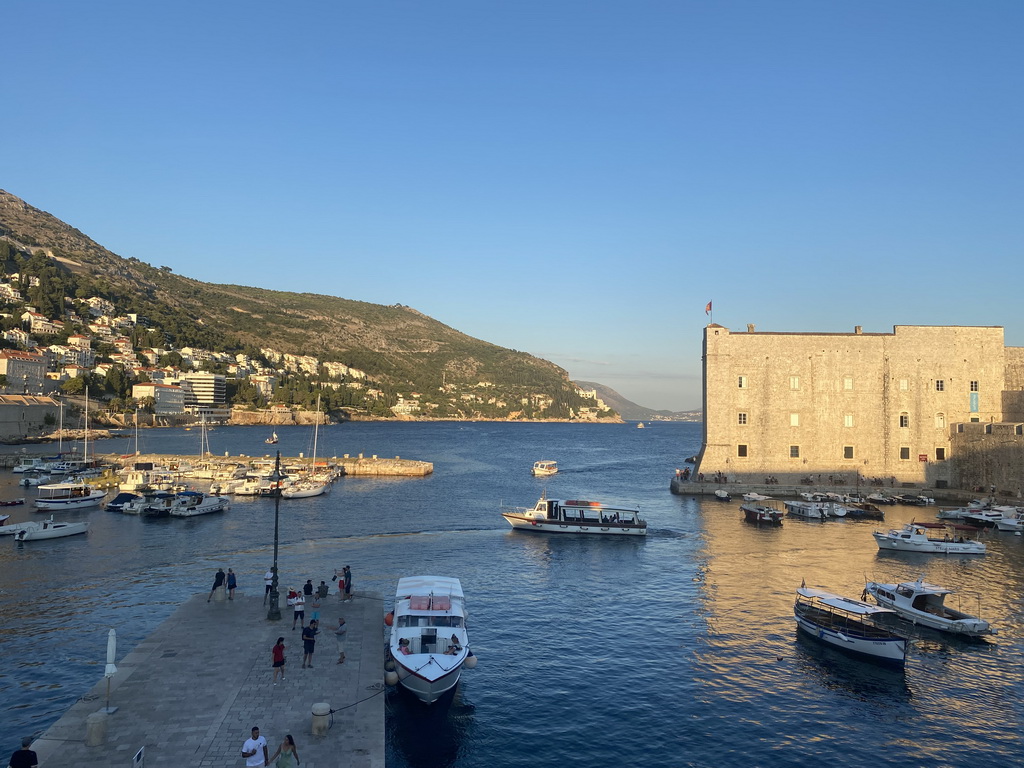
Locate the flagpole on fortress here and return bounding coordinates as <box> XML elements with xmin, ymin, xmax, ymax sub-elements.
<box><xmin>705</xmin><ymin>300</ymin><xmax>713</xmax><ymax>324</ymax></box>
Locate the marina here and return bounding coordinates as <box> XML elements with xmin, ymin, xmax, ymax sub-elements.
<box><xmin>2</xmin><ymin>422</ymin><xmax>1023</xmax><ymax>768</ymax></box>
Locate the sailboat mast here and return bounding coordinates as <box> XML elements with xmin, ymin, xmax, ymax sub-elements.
<box><xmin>312</xmin><ymin>393</ymin><xmax>320</xmax><ymax>471</ymax></box>
<box><xmin>84</xmin><ymin>388</ymin><xmax>89</xmax><ymax>464</ymax></box>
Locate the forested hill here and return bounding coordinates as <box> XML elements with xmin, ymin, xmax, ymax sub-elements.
<box><xmin>0</xmin><ymin>189</ymin><xmax>613</xmax><ymax>420</ymax></box>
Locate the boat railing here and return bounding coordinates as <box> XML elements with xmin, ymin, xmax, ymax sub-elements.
<box><xmin>795</xmin><ymin>599</ymin><xmax>902</xmax><ymax>640</ymax></box>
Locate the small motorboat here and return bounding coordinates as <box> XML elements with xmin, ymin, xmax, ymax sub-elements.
<box><xmin>842</xmin><ymin>502</ymin><xmax>885</xmax><ymax>521</ymax></box>
<box><xmin>794</xmin><ymin>585</ymin><xmax>908</xmax><ymax>665</ymax></box>
<box><xmin>15</xmin><ymin>517</ymin><xmax>90</xmax><ymax>541</ymax></box>
<box><xmin>742</xmin><ymin>492</ymin><xmax>772</xmax><ymax>502</ymax></box>
<box><xmin>864</xmin><ymin>578</ymin><xmax>995</xmax><ymax>638</ymax></box>
<box><xmin>872</xmin><ymin>523</ymin><xmax>986</xmax><ymax>554</ymax></box>
<box><xmin>0</xmin><ymin>498</ymin><xmax>26</xmax><ymax>507</ymax></box>
<box><xmin>531</xmin><ymin>460</ymin><xmax>558</xmax><ymax>477</ymax></box>
<box><xmin>501</xmin><ymin>494</ymin><xmax>646</xmax><ymax>536</ymax></box>
<box><xmin>995</xmin><ymin>511</ymin><xmax>1024</xmax><ymax>532</ymax></box>
<box><xmin>741</xmin><ymin>502</ymin><xmax>783</xmax><ymax>525</ymax></box>
<box><xmin>714</xmin><ymin>489</ymin><xmax>731</xmax><ymax>502</ymax></box>
<box><xmin>388</xmin><ymin>576</ymin><xmax>473</xmax><ymax>704</ymax></box>
<box><xmin>784</xmin><ymin>500</ymin><xmax>846</xmax><ymax>520</ymax></box>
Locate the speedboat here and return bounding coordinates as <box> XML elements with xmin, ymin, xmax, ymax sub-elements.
<box><xmin>784</xmin><ymin>500</ymin><xmax>847</xmax><ymax>520</ymax></box>
<box><xmin>714</xmin><ymin>489</ymin><xmax>731</xmax><ymax>502</ymax></box>
<box><xmin>501</xmin><ymin>495</ymin><xmax>646</xmax><ymax>536</ymax></box>
<box><xmin>742</xmin><ymin>492</ymin><xmax>773</xmax><ymax>502</ymax></box>
<box><xmin>995</xmin><ymin>511</ymin><xmax>1024</xmax><ymax>532</ymax></box>
<box><xmin>741</xmin><ymin>501</ymin><xmax>783</xmax><ymax>525</ymax></box>
<box><xmin>961</xmin><ymin>506</ymin><xmax>1015</xmax><ymax>527</ymax></box>
<box><xmin>794</xmin><ymin>586</ymin><xmax>908</xmax><ymax>665</ymax></box>
<box><xmin>531</xmin><ymin>460</ymin><xmax>558</xmax><ymax>477</ymax></box>
<box><xmin>33</xmin><ymin>480</ymin><xmax>107</xmax><ymax>511</ymax></box>
<box><xmin>864</xmin><ymin>579</ymin><xmax>995</xmax><ymax>638</ymax></box>
<box><xmin>388</xmin><ymin>576</ymin><xmax>473</xmax><ymax>704</ymax></box>
<box><xmin>144</xmin><ymin>491</ymin><xmax>230</xmax><ymax>517</ymax></box>
<box><xmin>14</xmin><ymin>517</ymin><xmax>89</xmax><ymax>541</ymax></box>
<box><xmin>0</xmin><ymin>498</ymin><xmax>25</xmax><ymax>507</ymax></box>
<box><xmin>105</xmin><ymin>492</ymin><xmax>144</xmax><ymax>513</ymax></box>
<box><xmin>872</xmin><ymin>523</ymin><xmax>986</xmax><ymax>554</ymax></box>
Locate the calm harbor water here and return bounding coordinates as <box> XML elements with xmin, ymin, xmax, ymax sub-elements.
<box><xmin>1</xmin><ymin>421</ymin><xmax>1022</xmax><ymax>767</ymax></box>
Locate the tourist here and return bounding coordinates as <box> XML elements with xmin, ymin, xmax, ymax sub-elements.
<box><xmin>241</xmin><ymin>726</ymin><xmax>269</xmax><ymax>768</ymax></box>
<box><xmin>207</xmin><ymin>567</ymin><xmax>225</xmax><ymax>602</ymax></box>
<box><xmin>316</xmin><ymin>580</ymin><xmax>330</xmax><ymax>599</ymax></box>
<box><xmin>301</xmin><ymin>620</ymin><xmax>319</xmax><ymax>668</ymax></box>
<box><xmin>227</xmin><ymin>568</ymin><xmax>237</xmax><ymax>600</ymax></box>
<box><xmin>309</xmin><ymin>595</ymin><xmax>321</xmax><ymax>625</ymax></box>
<box><xmin>334</xmin><ymin>617</ymin><xmax>347</xmax><ymax>664</ymax></box>
<box><xmin>264</xmin><ymin>567</ymin><xmax>274</xmax><ymax>605</ymax></box>
<box><xmin>399</xmin><ymin>638</ymin><xmax>412</xmax><ymax>655</ymax></box>
<box><xmin>343</xmin><ymin>565</ymin><xmax>352</xmax><ymax>601</ymax></box>
<box><xmin>290</xmin><ymin>591</ymin><xmax>305</xmax><ymax>630</ymax></box>
<box><xmin>302</xmin><ymin>579</ymin><xmax>314</xmax><ymax>597</ymax></box>
<box><xmin>269</xmin><ymin>734</ymin><xmax>300</xmax><ymax>768</ymax></box>
<box><xmin>272</xmin><ymin>637</ymin><xmax>286</xmax><ymax>684</ymax></box>
<box><xmin>7</xmin><ymin>737</ymin><xmax>38</xmax><ymax>768</ymax></box>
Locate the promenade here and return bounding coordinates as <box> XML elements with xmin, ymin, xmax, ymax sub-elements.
<box><xmin>31</xmin><ymin>589</ymin><xmax>386</xmax><ymax>768</ymax></box>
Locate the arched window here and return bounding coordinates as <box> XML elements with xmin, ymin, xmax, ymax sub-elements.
<box><xmin>935</xmin><ymin>413</ymin><xmax>945</xmax><ymax>429</ymax></box>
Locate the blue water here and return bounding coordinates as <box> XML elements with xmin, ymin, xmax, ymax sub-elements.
<box><xmin>1</xmin><ymin>422</ymin><xmax>1022</xmax><ymax>766</ymax></box>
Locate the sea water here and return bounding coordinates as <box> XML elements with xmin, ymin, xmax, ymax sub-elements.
<box><xmin>0</xmin><ymin>422</ymin><xmax>1021</xmax><ymax>767</ymax></box>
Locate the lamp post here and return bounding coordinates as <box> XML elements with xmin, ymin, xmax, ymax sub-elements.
<box><xmin>267</xmin><ymin>451</ymin><xmax>283</xmax><ymax>621</ymax></box>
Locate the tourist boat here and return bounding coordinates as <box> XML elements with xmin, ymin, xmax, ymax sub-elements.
<box><xmin>500</xmin><ymin>495</ymin><xmax>646</xmax><ymax>536</ymax></box>
<box><xmin>33</xmin><ymin>481</ymin><xmax>107</xmax><ymax>511</ymax></box>
<box><xmin>14</xmin><ymin>517</ymin><xmax>90</xmax><ymax>541</ymax></box>
<box><xmin>388</xmin><ymin>576</ymin><xmax>472</xmax><ymax>704</ymax></box>
<box><xmin>794</xmin><ymin>586</ymin><xmax>908</xmax><ymax>665</ymax></box>
<box><xmin>784</xmin><ymin>500</ymin><xmax>847</xmax><ymax>520</ymax></box>
<box><xmin>265</xmin><ymin>431</ymin><xmax>279</xmax><ymax>444</ymax></box>
<box><xmin>531</xmin><ymin>460</ymin><xmax>558</xmax><ymax>477</ymax></box>
<box><xmin>714</xmin><ymin>489</ymin><xmax>731</xmax><ymax>502</ymax></box>
<box><xmin>872</xmin><ymin>523</ymin><xmax>986</xmax><ymax>554</ymax></box>
<box><xmin>740</xmin><ymin>501</ymin><xmax>783</xmax><ymax>525</ymax></box>
<box><xmin>863</xmin><ymin>579</ymin><xmax>995</xmax><ymax>638</ymax></box>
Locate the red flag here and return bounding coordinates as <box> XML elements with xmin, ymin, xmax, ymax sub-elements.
<box><xmin>705</xmin><ymin>301</ymin><xmax>712</xmax><ymax>315</ymax></box>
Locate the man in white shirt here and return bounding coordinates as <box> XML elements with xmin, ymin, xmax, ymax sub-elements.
<box><xmin>291</xmin><ymin>592</ymin><xmax>305</xmax><ymax>630</ymax></box>
<box><xmin>241</xmin><ymin>726</ymin><xmax>268</xmax><ymax>768</ymax></box>
<box><xmin>264</xmin><ymin>568</ymin><xmax>274</xmax><ymax>605</ymax></box>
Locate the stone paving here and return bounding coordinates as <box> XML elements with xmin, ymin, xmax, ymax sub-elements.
<box><xmin>31</xmin><ymin>588</ymin><xmax>386</xmax><ymax>768</ymax></box>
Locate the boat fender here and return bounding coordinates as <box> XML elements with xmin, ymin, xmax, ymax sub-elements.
<box><xmin>384</xmin><ymin>670</ymin><xmax>399</xmax><ymax>686</ymax></box>
<box><xmin>463</xmin><ymin>653</ymin><xmax>478</xmax><ymax>669</ymax></box>
<box><xmin>384</xmin><ymin>612</ymin><xmax>394</xmax><ymax>627</ymax></box>
<box><xmin>384</xmin><ymin>659</ymin><xmax>395</xmax><ymax>672</ymax></box>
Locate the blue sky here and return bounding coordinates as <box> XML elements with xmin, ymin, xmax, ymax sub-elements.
<box><xmin>4</xmin><ymin>1</ymin><xmax>1023</xmax><ymax>411</ymax></box>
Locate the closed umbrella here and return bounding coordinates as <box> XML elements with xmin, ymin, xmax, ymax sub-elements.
<box><xmin>103</xmin><ymin>629</ymin><xmax>118</xmax><ymax>714</ymax></box>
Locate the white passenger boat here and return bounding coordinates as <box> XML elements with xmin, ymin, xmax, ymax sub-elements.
<box><xmin>501</xmin><ymin>495</ymin><xmax>647</xmax><ymax>536</ymax></box>
<box><xmin>14</xmin><ymin>517</ymin><xmax>89</xmax><ymax>541</ymax></box>
<box><xmin>784</xmin><ymin>500</ymin><xmax>847</xmax><ymax>520</ymax></box>
<box><xmin>33</xmin><ymin>481</ymin><xmax>107</xmax><ymax>511</ymax></box>
<box><xmin>531</xmin><ymin>460</ymin><xmax>558</xmax><ymax>476</ymax></box>
<box><xmin>864</xmin><ymin>579</ymin><xmax>995</xmax><ymax>638</ymax></box>
<box><xmin>872</xmin><ymin>523</ymin><xmax>986</xmax><ymax>554</ymax></box>
<box><xmin>794</xmin><ymin>586</ymin><xmax>908</xmax><ymax>665</ymax></box>
<box><xmin>388</xmin><ymin>576</ymin><xmax>472</xmax><ymax>704</ymax></box>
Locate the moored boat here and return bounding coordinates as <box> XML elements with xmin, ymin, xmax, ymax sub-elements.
<box><xmin>794</xmin><ymin>586</ymin><xmax>908</xmax><ymax>665</ymax></box>
<box><xmin>531</xmin><ymin>460</ymin><xmax>558</xmax><ymax>477</ymax></box>
<box><xmin>741</xmin><ymin>501</ymin><xmax>783</xmax><ymax>525</ymax></box>
<box><xmin>872</xmin><ymin>522</ymin><xmax>986</xmax><ymax>554</ymax></box>
<box><xmin>714</xmin><ymin>489</ymin><xmax>731</xmax><ymax>502</ymax></box>
<box><xmin>842</xmin><ymin>502</ymin><xmax>885</xmax><ymax>521</ymax></box>
<box><xmin>501</xmin><ymin>495</ymin><xmax>646</xmax><ymax>536</ymax></box>
<box><xmin>863</xmin><ymin>579</ymin><xmax>995</xmax><ymax>638</ymax></box>
<box><xmin>33</xmin><ymin>481</ymin><xmax>107</xmax><ymax>511</ymax></box>
<box><xmin>784</xmin><ymin>500</ymin><xmax>847</xmax><ymax>520</ymax></box>
<box><xmin>388</xmin><ymin>576</ymin><xmax>472</xmax><ymax>704</ymax></box>
<box><xmin>995</xmin><ymin>511</ymin><xmax>1024</xmax><ymax>532</ymax></box>
<box><xmin>15</xmin><ymin>517</ymin><xmax>90</xmax><ymax>541</ymax></box>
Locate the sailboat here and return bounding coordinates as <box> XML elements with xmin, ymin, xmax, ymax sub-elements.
<box><xmin>282</xmin><ymin>397</ymin><xmax>327</xmax><ymax>499</ymax></box>
<box><xmin>35</xmin><ymin>389</ymin><xmax>107</xmax><ymax>510</ymax></box>
<box><xmin>265</xmin><ymin>431</ymin><xmax>279</xmax><ymax>444</ymax></box>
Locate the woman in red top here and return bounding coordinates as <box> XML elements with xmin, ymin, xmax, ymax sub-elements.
<box><xmin>272</xmin><ymin>637</ymin><xmax>286</xmax><ymax>684</ymax></box>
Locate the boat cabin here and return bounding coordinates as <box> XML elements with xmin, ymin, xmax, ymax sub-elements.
<box><xmin>534</xmin><ymin>497</ymin><xmax>641</xmax><ymax>525</ymax></box>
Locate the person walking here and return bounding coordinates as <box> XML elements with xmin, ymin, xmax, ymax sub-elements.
<box><xmin>334</xmin><ymin>617</ymin><xmax>347</xmax><ymax>664</ymax></box>
<box><xmin>207</xmin><ymin>567</ymin><xmax>225</xmax><ymax>602</ymax></box>
<box><xmin>269</xmin><ymin>734</ymin><xmax>300</xmax><ymax>768</ymax></box>
<box><xmin>342</xmin><ymin>565</ymin><xmax>352</xmax><ymax>602</ymax></box>
<box><xmin>301</xmin><ymin>620</ymin><xmax>319</xmax><ymax>668</ymax></box>
<box><xmin>271</xmin><ymin>637</ymin><xmax>286</xmax><ymax>685</ymax></box>
<box><xmin>227</xmin><ymin>568</ymin><xmax>238</xmax><ymax>600</ymax></box>
<box><xmin>7</xmin><ymin>736</ymin><xmax>38</xmax><ymax>768</ymax></box>
<box><xmin>241</xmin><ymin>726</ymin><xmax>269</xmax><ymax>768</ymax></box>
<box><xmin>290</xmin><ymin>591</ymin><xmax>305</xmax><ymax>631</ymax></box>
<box><xmin>264</xmin><ymin>567</ymin><xmax>274</xmax><ymax>605</ymax></box>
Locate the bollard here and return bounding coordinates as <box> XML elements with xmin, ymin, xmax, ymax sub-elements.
<box><xmin>85</xmin><ymin>711</ymin><xmax>108</xmax><ymax>746</ymax></box>
<box><xmin>311</xmin><ymin>702</ymin><xmax>331</xmax><ymax>736</ymax></box>
<box><xmin>212</xmin><ymin>585</ymin><xmax>227</xmax><ymax>603</ymax></box>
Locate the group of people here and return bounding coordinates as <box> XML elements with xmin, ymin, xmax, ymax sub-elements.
<box><xmin>207</xmin><ymin>567</ymin><xmax>238</xmax><ymax>601</ymax></box>
<box><xmin>271</xmin><ymin>615</ymin><xmax>347</xmax><ymax>682</ymax></box>
<box><xmin>242</xmin><ymin>726</ymin><xmax>299</xmax><ymax>768</ymax></box>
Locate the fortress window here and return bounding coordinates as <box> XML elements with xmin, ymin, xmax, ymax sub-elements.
<box><xmin>935</xmin><ymin>413</ymin><xmax>945</xmax><ymax>429</ymax></box>
<box><xmin>899</xmin><ymin>378</ymin><xmax>908</xmax><ymax>391</ymax></box>
<box><xmin>843</xmin><ymin>377</ymin><xmax>853</xmax><ymax>390</ymax></box>
<box><xmin>789</xmin><ymin>376</ymin><xmax>800</xmax><ymax>390</ymax></box>
<box><xmin>899</xmin><ymin>413</ymin><xmax>909</xmax><ymax>428</ymax></box>
<box><xmin>844</xmin><ymin>414</ymin><xmax>854</xmax><ymax>428</ymax></box>
<box><xmin>737</xmin><ymin>444</ymin><xmax>748</xmax><ymax>457</ymax></box>
<box><xmin>970</xmin><ymin>380</ymin><xmax>979</xmax><ymax>392</ymax></box>
<box><xmin>738</xmin><ymin>375</ymin><xmax>748</xmax><ymax>389</ymax></box>
<box><xmin>790</xmin><ymin>413</ymin><xmax>800</xmax><ymax>427</ymax></box>
<box><xmin>935</xmin><ymin>380</ymin><xmax>945</xmax><ymax>392</ymax></box>
<box><xmin>738</xmin><ymin>412</ymin><xmax>747</xmax><ymax>425</ymax></box>
<box><xmin>899</xmin><ymin>447</ymin><xmax>910</xmax><ymax>460</ymax></box>
<box><xmin>843</xmin><ymin>446</ymin><xmax>854</xmax><ymax>460</ymax></box>
<box><xmin>935</xmin><ymin>447</ymin><xmax>946</xmax><ymax>460</ymax></box>
<box><xmin>789</xmin><ymin>445</ymin><xmax>800</xmax><ymax>458</ymax></box>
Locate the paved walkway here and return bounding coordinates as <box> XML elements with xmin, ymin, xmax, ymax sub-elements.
<box><xmin>32</xmin><ymin>589</ymin><xmax>385</xmax><ymax>768</ymax></box>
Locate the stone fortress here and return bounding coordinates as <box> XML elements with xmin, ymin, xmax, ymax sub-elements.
<box><xmin>695</xmin><ymin>324</ymin><xmax>1024</xmax><ymax>495</ymax></box>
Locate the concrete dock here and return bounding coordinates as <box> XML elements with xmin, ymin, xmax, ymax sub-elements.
<box><xmin>31</xmin><ymin>589</ymin><xmax>386</xmax><ymax>768</ymax></box>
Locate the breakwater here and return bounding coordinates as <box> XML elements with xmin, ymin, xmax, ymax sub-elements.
<box><xmin>102</xmin><ymin>452</ymin><xmax>434</xmax><ymax>477</ymax></box>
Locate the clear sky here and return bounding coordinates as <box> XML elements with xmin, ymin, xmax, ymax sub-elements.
<box><xmin>4</xmin><ymin>1</ymin><xmax>1023</xmax><ymax>411</ymax></box>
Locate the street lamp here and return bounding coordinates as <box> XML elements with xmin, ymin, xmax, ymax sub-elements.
<box><xmin>267</xmin><ymin>451</ymin><xmax>284</xmax><ymax>621</ymax></box>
